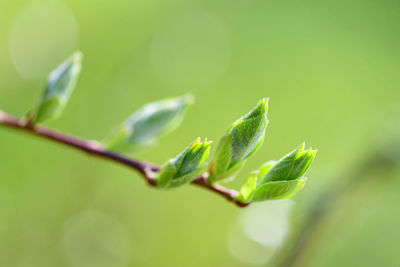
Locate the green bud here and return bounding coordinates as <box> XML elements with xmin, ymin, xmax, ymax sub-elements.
<box><xmin>235</xmin><ymin>171</ymin><xmax>258</xmax><ymax>203</ymax></box>
<box><xmin>236</xmin><ymin>143</ymin><xmax>317</xmax><ymax>203</ymax></box>
<box><xmin>33</xmin><ymin>51</ymin><xmax>82</xmax><ymax>123</ymax></box>
<box><xmin>251</xmin><ymin>178</ymin><xmax>308</xmax><ymax>202</ymax></box>
<box><xmin>104</xmin><ymin>94</ymin><xmax>193</xmax><ymax>153</ymax></box>
<box><xmin>209</xmin><ymin>98</ymin><xmax>269</xmax><ymax>183</ymax></box>
<box><xmin>156</xmin><ymin>138</ymin><xmax>212</xmax><ymax>188</ymax></box>
<box><xmin>259</xmin><ymin>143</ymin><xmax>317</xmax><ymax>184</ymax></box>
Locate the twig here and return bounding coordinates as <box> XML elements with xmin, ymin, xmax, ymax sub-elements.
<box><xmin>0</xmin><ymin>110</ymin><xmax>247</xmax><ymax>207</ymax></box>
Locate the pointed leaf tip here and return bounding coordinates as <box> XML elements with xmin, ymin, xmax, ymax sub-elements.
<box><xmin>33</xmin><ymin>51</ymin><xmax>83</xmax><ymax>123</ymax></box>
<box><xmin>155</xmin><ymin>138</ymin><xmax>212</xmax><ymax>188</ymax></box>
<box><xmin>182</xmin><ymin>93</ymin><xmax>195</xmax><ymax>106</ymax></box>
<box><xmin>71</xmin><ymin>51</ymin><xmax>83</xmax><ymax>63</ymax></box>
<box><xmin>210</xmin><ymin>98</ymin><xmax>270</xmax><ymax>183</ymax></box>
<box><xmin>258</xmin><ymin>143</ymin><xmax>317</xmax><ymax>184</ymax></box>
<box><xmin>104</xmin><ymin>95</ymin><xmax>193</xmax><ymax>153</ymax></box>
<box><xmin>239</xmin><ymin>143</ymin><xmax>317</xmax><ymax>203</ymax></box>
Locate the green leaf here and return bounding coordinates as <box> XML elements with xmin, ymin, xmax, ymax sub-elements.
<box><xmin>259</xmin><ymin>143</ymin><xmax>317</xmax><ymax>184</ymax></box>
<box><xmin>236</xmin><ymin>143</ymin><xmax>317</xmax><ymax>203</ymax></box>
<box><xmin>104</xmin><ymin>94</ymin><xmax>193</xmax><ymax>153</ymax></box>
<box><xmin>258</xmin><ymin>160</ymin><xmax>276</xmax><ymax>179</ymax></box>
<box><xmin>33</xmin><ymin>51</ymin><xmax>82</xmax><ymax>123</ymax></box>
<box><xmin>155</xmin><ymin>138</ymin><xmax>212</xmax><ymax>188</ymax></box>
<box><xmin>209</xmin><ymin>133</ymin><xmax>232</xmax><ymax>182</ymax></box>
<box><xmin>155</xmin><ymin>161</ymin><xmax>176</xmax><ymax>188</ymax></box>
<box><xmin>229</xmin><ymin>100</ymin><xmax>268</xmax><ymax>166</ymax></box>
<box><xmin>252</xmin><ymin>178</ymin><xmax>307</xmax><ymax>202</ymax></box>
<box><xmin>210</xmin><ymin>98</ymin><xmax>269</xmax><ymax>182</ymax></box>
<box><xmin>259</xmin><ymin>145</ymin><xmax>301</xmax><ymax>184</ymax></box>
<box><xmin>235</xmin><ymin>171</ymin><xmax>258</xmax><ymax>203</ymax></box>
<box><xmin>289</xmin><ymin>147</ymin><xmax>318</xmax><ymax>180</ymax></box>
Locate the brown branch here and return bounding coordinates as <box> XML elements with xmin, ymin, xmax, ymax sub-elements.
<box><xmin>0</xmin><ymin>110</ymin><xmax>248</xmax><ymax>207</ymax></box>
<box><xmin>192</xmin><ymin>175</ymin><xmax>248</xmax><ymax>207</ymax></box>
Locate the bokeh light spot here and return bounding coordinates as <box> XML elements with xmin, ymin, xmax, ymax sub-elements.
<box><xmin>241</xmin><ymin>200</ymin><xmax>295</xmax><ymax>247</ymax></box>
<box><xmin>9</xmin><ymin>0</ymin><xmax>78</xmax><ymax>79</ymax></box>
<box><xmin>228</xmin><ymin>200</ymin><xmax>295</xmax><ymax>266</ymax></box>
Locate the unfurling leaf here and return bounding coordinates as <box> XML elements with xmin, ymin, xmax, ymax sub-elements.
<box><xmin>252</xmin><ymin>178</ymin><xmax>307</xmax><ymax>201</ymax></box>
<box><xmin>209</xmin><ymin>98</ymin><xmax>269</xmax><ymax>183</ymax></box>
<box><xmin>104</xmin><ymin>95</ymin><xmax>193</xmax><ymax>153</ymax></box>
<box><xmin>155</xmin><ymin>138</ymin><xmax>212</xmax><ymax>188</ymax></box>
<box><xmin>33</xmin><ymin>51</ymin><xmax>82</xmax><ymax>123</ymax></box>
<box><xmin>235</xmin><ymin>171</ymin><xmax>258</xmax><ymax>203</ymax></box>
<box><xmin>259</xmin><ymin>143</ymin><xmax>317</xmax><ymax>184</ymax></box>
<box><xmin>236</xmin><ymin>143</ymin><xmax>317</xmax><ymax>203</ymax></box>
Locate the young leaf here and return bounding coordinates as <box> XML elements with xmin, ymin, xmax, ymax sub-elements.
<box><xmin>33</xmin><ymin>51</ymin><xmax>82</xmax><ymax>123</ymax></box>
<box><xmin>258</xmin><ymin>160</ymin><xmax>276</xmax><ymax>179</ymax></box>
<box><xmin>104</xmin><ymin>95</ymin><xmax>193</xmax><ymax>153</ymax></box>
<box><xmin>155</xmin><ymin>138</ymin><xmax>212</xmax><ymax>188</ymax></box>
<box><xmin>235</xmin><ymin>143</ymin><xmax>317</xmax><ymax>203</ymax></box>
<box><xmin>209</xmin><ymin>98</ymin><xmax>269</xmax><ymax>183</ymax></box>
<box><xmin>259</xmin><ymin>143</ymin><xmax>317</xmax><ymax>184</ymax></box>
<box><xmin>236</xmin><ymin>171</ymin><xmax>258</xmax><ymax>203</ymax></box>
<box><xmin>252</xmin><ymin>178</ymin><xmax>307</xmax><ymax>201</ymax></box>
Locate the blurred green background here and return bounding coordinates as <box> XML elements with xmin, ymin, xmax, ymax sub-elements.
<box><xmin>1</xmin><ymin>0</ymin><xmax>400</xmax><ymax>266</ymax></box>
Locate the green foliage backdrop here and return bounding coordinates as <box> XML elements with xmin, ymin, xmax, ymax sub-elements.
<box><xmin>0</xmin><ymin>0</ymin><xmax>399</xmax><ymax>266</ymax></box>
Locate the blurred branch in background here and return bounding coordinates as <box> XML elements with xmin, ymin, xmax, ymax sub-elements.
<box><xmin>272</xmin><ymin>127</ymin><xmax>400</xmax><ymax>267</ymax></box>
<box><xmin>2</xmin><ymin>1</ymin><xmax>400</xmax><ymax>266</ymax></box>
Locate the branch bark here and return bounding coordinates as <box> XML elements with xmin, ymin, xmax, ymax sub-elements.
<box><xmin>0</xmin><ymin>110</ymin><xmax>248</xmax><ymax>207</ymax></box>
